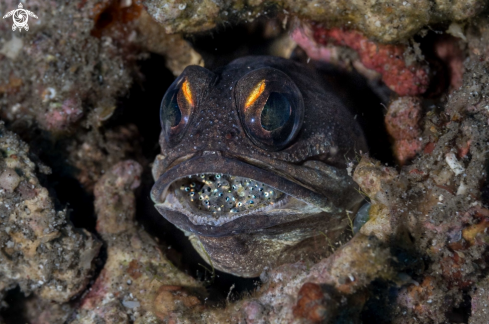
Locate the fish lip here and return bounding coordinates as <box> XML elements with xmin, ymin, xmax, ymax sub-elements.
<box><xmin>151</xmin><ymin>153</ymin><xmax>341</xmax><ymax>236</ymax></box>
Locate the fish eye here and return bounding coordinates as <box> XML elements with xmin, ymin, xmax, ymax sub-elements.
<box><xmin>160</xmin><ymin>78</ymin><xmax>194</xmax><ymax>144</ymax></box>
<box><xmin>161</xmin><ymin>87</ymin><xmax>182</xmax><ymax>128</ymax></box>
<box><xmin>160</xmin><ymin>66</ymin><xmax>214</xmax><ymax>146</ymax></box>
<box><xmin>161</xmin><ymin>78</ymin><xmax>194</xmax><ymax>124</ymax></box>
<box><xmin>236</xmin><ymin>68</ymin><xmax>303</xmax><ymax>151</ymax></box>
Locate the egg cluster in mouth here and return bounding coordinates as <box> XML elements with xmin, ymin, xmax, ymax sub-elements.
<box><xmin>172</xmin><ymin>173</ymin><xmax>284</xmax><ymax>214</ymax></box>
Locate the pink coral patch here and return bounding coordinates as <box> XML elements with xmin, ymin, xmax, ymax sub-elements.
<box><xmin>293</xmin><ymin>26</ymin><xmax>430</xmax><ymax>96</ymax></box>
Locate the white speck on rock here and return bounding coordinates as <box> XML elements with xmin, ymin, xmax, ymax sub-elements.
<box><xmin>446</xmin><ymin>22</ymin><xmax>466</xmax><ymax>41</ymax></box>
<box><xmin>445</xmin><ymin>153</ymin><xmax>465</xmax><ymax>175</ymax></box>
<box><xmin>346</xmin><ymin>162</ymin><xmax>354</xmax><ymax>176</ymax></box>
<box><xmin>42</xmin><ymin>87</ymin><xmax>56</xmax><ymax>102</ymax></box>
<box><xmin>120</xmin><ymin>0</ymin><xmax>132</xmax><ymax>8</ymax></box>
<box><xmin>457</xmin><ymin>182</ymin><xmax>468</xmax><ymax>195</ymax></box>
<box><xmin>122</xmin><ymin>300</ymin><xmax>140</xmax><ymax>309</ymax></box>
<box><xmin>0</xmin><ymin>35</ymin><xmax>23</xmax><ymax>60</ymax></box>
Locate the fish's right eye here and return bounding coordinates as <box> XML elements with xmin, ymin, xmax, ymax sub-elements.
<box><xmin>160</xmin><ymin>66</ymin><xmax>215</xmax><ymax>146</ymax></box>
<box><xmin>161</xmin><ymin>87</ymin><xmax>182</xmax><ymax>128</ymax></box>
<box><xmin>160</xmin><ymin>78</ymin><xmax>194</xmax><ymax>144</ymax></box>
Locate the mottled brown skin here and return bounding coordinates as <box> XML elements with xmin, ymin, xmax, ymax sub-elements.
<box><xmin>152</xmin><ymin>56</ymin><xmax>367</xmax><ymax>277</ymax></box>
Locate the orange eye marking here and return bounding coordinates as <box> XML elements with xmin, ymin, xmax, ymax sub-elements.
<box><xmin>182</xmin><ymin>79</ymin><xmax>194</xmax><ymax>106</ymax></box>
<box><xmin>245</xmin><ymin>80</ymin><xmax>266</xmax><ymax>109</ymax></box>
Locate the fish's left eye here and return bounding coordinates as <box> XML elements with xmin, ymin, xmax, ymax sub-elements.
<box><xmin>236</xmin><ymin>68</ymin><xmax>304</xmax><ymax>151</ymax></box>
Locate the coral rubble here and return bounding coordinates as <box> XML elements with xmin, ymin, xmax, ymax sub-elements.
<box><xmin>0</xmin><ymin>122</ymin><xmax>101</xmax><ymax>303</ymax></box>
<box><xmin>144</xmin><ymin>0</ymin><xmax>486</xmax><ymax>42</ymax></box>
<box><xmin>71</xmin><ymin>160</ymin><xmax>204</xmax><ymax>323</ymax></box>
<box><xmin>0</xmin><ymin>0</ymin><xmax>201</xmax><ymax>133</ymax></box>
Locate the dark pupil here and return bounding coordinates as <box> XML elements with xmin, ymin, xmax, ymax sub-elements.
<box><xmin>161</xmin><ymin>90</ymin><xmax>181</xmax><ymax>127</ymax></box>
<box><xmin>260</xmin><ymin>92</ymin><xmax>290</xmax><ymax>131</ymax></box>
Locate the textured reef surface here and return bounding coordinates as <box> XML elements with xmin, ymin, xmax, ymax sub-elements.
<box><xmin>0</xmin><ymin>0</ymin><xmax>488</xmax><ymax>323</ymax></box>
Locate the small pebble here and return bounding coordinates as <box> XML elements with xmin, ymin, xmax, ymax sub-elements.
<box><xmin>0</xmin><ymin>168</ymin><xmax>20</xmax><ymax>191</ymax></box>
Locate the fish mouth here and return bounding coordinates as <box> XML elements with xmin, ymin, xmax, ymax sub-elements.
<box><xmin>170</xmin><ymin>173</ymin><xmax>288</xmax><ymax>223</ymax></box>
<box><xmin>151</xmin><ymin>152</ymin><xmax>342</xmax><ymax>236</ymax></box>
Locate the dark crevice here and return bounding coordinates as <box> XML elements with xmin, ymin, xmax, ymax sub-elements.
<box><xmin>311</xmin><ymin>60</ymin><xmax>395</xmax><ymax>165</ymax></box>
<box><xmin>447</xmin><ymin>290</ymin><xmax>472</xmax><ymax>323</ymax></box>
<box><xmin>186</xmin><ymin>15</ymin><xmax>283</xmax><ymax>70</ymax></box>
<box><xmin>1</xmin><ymin>287</ymin><xmax>29</xmax><ymax>324</ymax></box>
